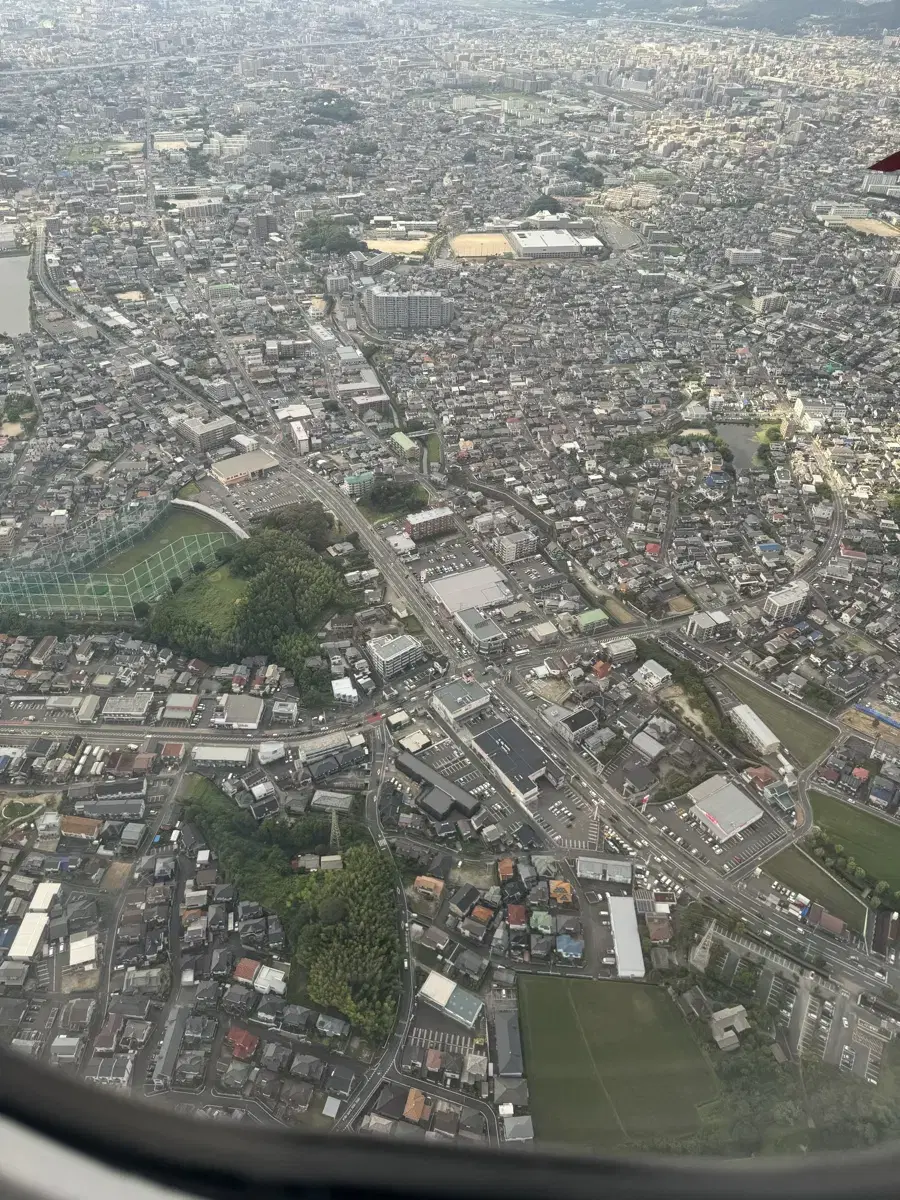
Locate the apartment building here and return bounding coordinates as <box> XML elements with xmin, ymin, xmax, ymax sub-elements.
<box><xmin>763</xmin><ymin>581</ymin><xmax>810</xmax><ymax>621</ymax></box>
<box><xmin>405</xmin><ymin>507</ymin><xmax>455</xmax><ymax>539</ymax></box>
<box><xmin>363</xmin><ymin>287</ymin><xmax>455</xmax><ymax>330</ymax></box>
<box><xmin>494</xmin><ymin>530</ymin><xmax>538</xmax><ymax>563</ymax></box>
<box><xmin>179</xmin><ymin>415</ymin><xmax>238</xmax><ymax>452</ymax></box>
<box><xmin>366</xmin><ymin>634</ymin><xmax>425</xmax><ymax>679</ymax></box>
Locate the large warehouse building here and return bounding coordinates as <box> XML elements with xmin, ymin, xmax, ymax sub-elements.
<box><xmin>427</xmin><ymin>565</ymin><xmax>511</xmax><ymax>615</ymax></box>
<box><xmin>688</xmin><ymin>774</ymin><xmax>763</xmax><ymax>843</ymax></box>
<box><xmin>608</xmin><ymin>897</ymin><xmax>645</xmax><ymax>979</ymax></box>
<box><xmin>210</xmin><ymin>450</ymin><xmax>278</xmax><ymax>487</ymax></box>
<box><xmin>471</xmin><ymin>719</ymin><xmax>562</xmax><ymax>804</ymax></box>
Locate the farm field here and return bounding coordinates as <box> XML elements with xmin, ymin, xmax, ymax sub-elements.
<box><xmin>518</xmin><ymin>977</ymin><xmax>718</xmax><ymax>1152</ymax></box>
<box><xmin>716</xmin><ymin>669</ymin><xmax>836</xmax><ymax>764</ymax></box>
<box><xmin>810</xmin><ymin>790</ymin><xmax>900</xmax><ymax>892</ymax></box>
<box><xmin>101</xmin><ymin>509</ymin><xmax>233</xmax><ymax>572</ymax></box>
<box><xmin>764</xmin><ymin>845</ymin><xmax>866</xmax><ymax>931</ymax></box>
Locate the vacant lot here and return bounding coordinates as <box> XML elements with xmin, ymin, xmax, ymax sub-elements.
<box><xmin>101</xmin><ymin>508</ymin><xmax>233</xmax><ymax>572</ymax></box>
<box><xmin>810</xmin><ymin>790</ymin><xmax>900</xmax><ymax>892</ymax></box>
<box><xmin>717</xmin><ymin>670</ymin><xmax>836</xmax><ymax>764</ymax></box>
<box><xmin>764</xmin><ymin>845</ymin><xmax>865</xmax><ymax>931</ymax></box>
<box><xmin>364</xmin><ymin>237</ymin><xmax>430</xmax><ymax>254</ymax></box>
<box><xmin>519</xmin><ymin>977</ymin><xmax>717</xmax><ymax>1152</ymax></box>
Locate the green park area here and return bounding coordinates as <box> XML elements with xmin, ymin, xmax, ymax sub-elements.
<box><xmin>426</xmin><ymin>433</ymin><xmax>441</xmax><ymax>464</ymax></box>
<box><xmin>716</xmin><ymin>669</ymin><xmax>836</xmax><ymax>764</ymax></box>
<box><xmin>810</xmin><ymin>790</ymin><xmax>900</xmax><ymax>893</ymax></box>
<box><xmin>149</xmin><ymin>564</ymin><xmax>247</xmax><ymax>648</ymax></box>
<box><xmin>518</xmin><ymin>977</ymin><xmax>718</xmax><ymax>1152</ymax></box>
<box><xmin>101</xmin><ymin>508</ymin><xmax>233</xmax><ymax>573</ymax></box>
<box><xmin>764</xmin><ymin>845</ymin><xmax>866</xmax><ymax>931</ymax></box>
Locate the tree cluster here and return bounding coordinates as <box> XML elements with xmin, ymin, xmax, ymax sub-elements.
<box><xmin>183</xmin><ymin>780</ymin><xmax>399</xmax><ymax>1040</ymax></box>
<box><xmin>523</xmin><ymin>194</ymin><xmax>563</xmax><ymax>216</ymax></box>
<box><xmin>367</xmin><ymin>478</ymin><xmax>425</xmax><ymax>514</ymax></box>
<box><xmin>635</xmin><ymin>640</ymin><xmax>740</xmax><ymax>750</ymax></box>
<box><xmin>304</xmin><ymin>89</ymin><xmax>361</xmax><ymax>124</ymax></box>
<box><xmin>300</xmin><ymin>217</ymin><xmax>368</xmax><ymax>256</ymax></box>
<box><xmin>150</xmin><ymin>503</ymin><xmax>349</xmax><ymax>701</ymax></box>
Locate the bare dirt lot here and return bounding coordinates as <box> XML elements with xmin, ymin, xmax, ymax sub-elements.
<box><xmin>451</xmin><ymin>232</ymin><xmax>512</xmax><ymax>258</ymax></box>
<box><xmin>102</xmin><ymin>861</ymin><xmax>133</xmax><ymax>891</ymax></box>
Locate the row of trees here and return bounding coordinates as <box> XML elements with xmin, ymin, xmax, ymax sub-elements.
<box><xmin>183</xmin><ymin>780</ymin><xmax>399</xmax><ymax>1040</ymax></box>
<box><xmin>808</xmin><ymin>826</ymin><xmax>900</xmax><ymax>912</ymax></box>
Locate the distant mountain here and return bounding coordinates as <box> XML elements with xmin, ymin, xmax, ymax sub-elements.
<box><xmin>619</xmin><ymin>0</ymin><xmax>900</xmax><ymax>35</ymax></box>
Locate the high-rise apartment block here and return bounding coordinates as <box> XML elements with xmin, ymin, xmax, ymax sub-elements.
<box><xmin>366</xmin><ymin>634</ymin><xmax>425</xmax><ymax>679</ymax></box>
<box><xmin>763</xmin><ymin>581</ymin><xmax>809</xmax><ymax>621</ymax></box>
<box><xmin>495</xmin><ymin>530</ymin><xmax>538</xmax><ymax>563</ymax></box>
<box><xmin>179</xmin><ymin>415</ymin><xmax>238</xmax><ymax>451</ymax></box>
<box><xmin>345</xmin><ymin>471</ymin><xmax>375</xmax><ymax>499</ymax></box>
<box><xmin>363</xmin><ymin>287</ymin><xmax>454</xmax><ymax>330</ymax></box>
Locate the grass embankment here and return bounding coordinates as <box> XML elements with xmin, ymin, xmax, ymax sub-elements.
<box><xmin>717</xmin><ymin>669</ymin><xmax>836</xmax><ymax>765</ymax></box>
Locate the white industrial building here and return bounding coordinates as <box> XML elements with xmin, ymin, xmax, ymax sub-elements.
<box><xmin>191</xmin><ymin>745</ymin><xmax>252</xmax><ymax>767</ymax></box>
<box><xmin>608</xmin><ymin>897</ymin><xmax>645</xmax><ymax>979</ymax></box>
<box><xmin>729</xmin><ymin>704</ymin><xmax>780</xmax><ymax>755</ymax></box>
<box><xmin>506</xmin><ymin>230</ymin><xmax>601</xmax><ymax>258</ymax></box>
<box><xmin>8</xmin><ymin>912</ymin><xmax>49</xmax><ymax>961</ymax></box>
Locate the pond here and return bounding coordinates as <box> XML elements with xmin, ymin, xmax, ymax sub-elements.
<box><xmin>717</xmin><ymin>423</ymin><xmax>760</xmax><ymax>472</ymax></box>
<box><xmin>0</xmin><ymin>254</ymin><xmax>31</xmax><ymax>338</ymax></box>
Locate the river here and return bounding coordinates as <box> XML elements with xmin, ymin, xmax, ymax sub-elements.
<box><xmin>0</xmin><ymin>254</ymin><xmax>31</xmax><ymax>338</ymax></box>
<box><xmin>717</xmin><ymin>423</ymin><xmax>759</xmax><ymax>472</ymax></box>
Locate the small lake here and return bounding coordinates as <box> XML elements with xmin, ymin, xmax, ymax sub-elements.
<box><xmin>0</xmin><ymin>254</ymin><xmax>31</xmax><ymax>338</ymax></box>
<box><xmin>717</xmin><ymin>423</ymin><xmax>759</xmax><ymax>472</ymax></box>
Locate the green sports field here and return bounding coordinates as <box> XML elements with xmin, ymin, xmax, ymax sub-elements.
<box><xmin>810</xmin><ymin>790</ymin><xmax>900</xmax><ymax>892</ymax></box>
<box><xmin>100</xmin><ymin>508</ymin><xmax>233</xmax><ymax>572</ymax></box>
<box><xmin>518</xmin><ymin>978</ymin><xmax>718</xmax><ymax>1152</ymax></box>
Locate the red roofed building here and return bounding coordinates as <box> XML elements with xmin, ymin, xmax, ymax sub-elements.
<box><xmin>233</xmin><ymin>958</ymin><xmax>261</xmax><ymax>985</ymax></box>
<box><xmin>645</xmin><ymin>542</ymin><xmax>661</xmax><ymax>558</ymax></box>
<box><xmin>227</xmin><ymin>1027</ymin><xmax>259</xmax><ymax>1061</ymax></box>
<box><xmin>507</xmin><ymin>904</ymin><xmax>527</xmax><ymax>930</ymax></box>
<box><xmin>497</xmin><ymin>857</ymin><xmax>515</xmax><ymax>884</ymax></box>
<box><xmin>160</xmin><ymin>742</ymin><xmax>185</xmax><ymax>761</ymax></box>
<box><xmin>852</xmin><ymin>766</ymin><xmax>870</xmax><ymax>783</ymax></box>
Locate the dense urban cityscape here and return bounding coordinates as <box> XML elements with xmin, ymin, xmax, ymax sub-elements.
<box><xmin>1</xmin><ymin>0</ymin><xmax>900</xmax><ymax>1160</ymax></box>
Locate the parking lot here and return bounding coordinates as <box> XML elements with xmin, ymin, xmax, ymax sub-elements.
<box><xmin>641</xmin><ymin>798</ymin><xmax>787</xmax><ymax>877</ymax></box>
